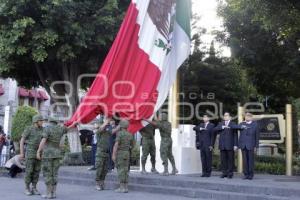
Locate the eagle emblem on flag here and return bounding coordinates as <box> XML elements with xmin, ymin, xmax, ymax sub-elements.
<box><xmin>148</xmin><ymin>0</ymin><xmax>176</xmax><ymax>53</ymax></box>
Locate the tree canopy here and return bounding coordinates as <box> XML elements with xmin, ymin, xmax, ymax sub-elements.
<box><xmin>218</xmin><ymin>0</ymin><xmax>300</xmax><ymax>113</ymax></box>
<box><xmin>0</xmin><ymin>0</ymin><xmax>130</xmax><ymax>107</ymax></box>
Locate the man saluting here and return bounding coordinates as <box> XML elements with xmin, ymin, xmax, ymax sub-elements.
<box><xmin>193</xmin><ymin>114</ymin><xmax>215</xmax><ymax>177</ymax></box>
<box><xmin>213</xmin><ymin>112</ymin><xmax>238</xmax><ymax>179</ymax></box>
<box><xmin>234</xmin><ymin>112</ymin><xmax>260</xmax><ymax>180</ymax></box>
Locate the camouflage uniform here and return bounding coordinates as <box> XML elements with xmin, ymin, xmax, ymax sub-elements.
<box><xmin>95</xmin><ymin>125</ymin><xmax>111</xmax><ymax>191</ymax></box>
<box><xmin>115</xmin><ymin>120</ymin><xmax>134</xmax><ymax>193</ymax></box>
<box><xmin>140</xmin><ymin>124</ymin><xmax>158</xmax><ymax>173</ymax></box>
<box><xmin>22</xmin><ymin>116</ymin><xmax>43</xmax><ymax>195</ymax></box>
<box><xmin>41</xmin><ymin>118</ymin><xmax>67</xmax><ymax>199</ymax></box>
<box><xmin>156</xmin><ymin>113</ymin><xmax>177</xmax><ymax>175</ymax></box>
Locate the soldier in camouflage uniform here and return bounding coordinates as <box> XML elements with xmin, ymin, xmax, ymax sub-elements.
<box><xmin>144</xmin><ymin>113</ymin><xmax>178</xmax><ymax>176</ymax></box>
<box><xmin>36</xmin><ymin>117</ymin><xmax>67</xmax><ymax>199</ymax></box>
<box><xmin>112</xmin><ymin>119</ymin><xmax>134</xmax><ymax>193</ymax></box>
<box><xmin>20</xmin><ymin>114</ymin><xmax>44</xmax><ymax>196</ymax></box>
<box><xmin>94</xmin><ymin>118</ymin><xmax>111</xmax><ymax>191</ymax></box>
<box><xmin>140</xmin><ymin>124</ymin><xmax>158</xmax><ymax>174</ymax></box>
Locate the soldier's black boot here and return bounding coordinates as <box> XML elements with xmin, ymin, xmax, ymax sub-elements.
<box><xmin>151</xmin><ymin>162</ymin><xmax>159</xmax><ymax>174</ymax></box>
<box><xmin>96</xmin><ymin>181</ymin><xmax>104</xmax><ymax>191</ymax></box>
<box><xmin>171</xmin><ymin>164</ymin><xmax>178</xmax><ymax>175</ymax></box>
<box><xmin>115</xmin><ymin>183</ymin><xmax>125</xmax><ymax>193</ymax></box>
<box><xmin>52</xmin><ymin>185</ymin><xmax>57</xmax><ymax>198</ymax></box>
<box><xmin>124</xmin><ymin>183</ymin><xmax>129</xmax><ymax>193</ymax></box>
<box><xmin>31</xmin><ymin>184</ymin><xmax>40</xmax><ymax>195</ymax></box>
<box><xmin>162</xmin><ymin>165</ymin><xmax>169</xmax><ymax>176</ymax></box>
<box><xmin>141</xmin><ymin>161</ymin><xmax>147</xmax><ymax>174</ymax></box>
<box><xmin>24</xmin><ymin>184</ymin><xmax>32</xmax><ymax>196</ymax></box>
<box><xmin>42</xmin><ymin>185</ymin><xmax>52</xmax><ymax>199</ymax></box>
<box><xmin>96</xmin><ymin>181</ymin><xmax>102</xmax><ymax>191</ymax></box>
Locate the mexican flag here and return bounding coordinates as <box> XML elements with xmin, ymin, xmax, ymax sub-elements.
<box><xmin>66</xmin><ymin>0</ymin><xmax>191</xmax><ymax>133</ymax></box>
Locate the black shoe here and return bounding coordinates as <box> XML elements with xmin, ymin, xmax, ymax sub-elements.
<box><xmin>201</xmin><ymin>174</ymin><xmax>206</xmax><ymax>177</ymax></box>
<box><xmin>228</xmin><ymin>175</ymin><xmax>233</xmax><ymax>179</ymax></box>
<box><xmin>243</xmin><ymin>175</ymin><xmax>249</xmax><ymax>180</ymax></box>
<box><xmin>220</xmin><ymin>174</ymin><xmax>227</xmax><ymax>178</ymax></box>
<box><xmin>248</xmin><ymin>176</ymin><xmax>253</xmax><ymax>180</ymax></box>
<box><xmin>206</xmin><ymin>174</ymin><xmax>211</xmax><ymax>177</ymax></box>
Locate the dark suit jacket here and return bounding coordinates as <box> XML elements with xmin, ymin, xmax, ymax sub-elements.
<box><xmin>234</xmin><ymin>121</ymin><xmax>260</xmax><ymax>150</ymax></box>
<box><xmin>193</xmin><ymin>123</ymin><xmax>215</xmax><ymax>150</ymax></box>
<box><xmin>213</xmin><ymin>121</ymin><xmax>238</xmax><ymax>150</ymax></box>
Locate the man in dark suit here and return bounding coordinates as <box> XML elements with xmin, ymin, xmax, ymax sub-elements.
<box><xmin>213</xmin><ymin>112</ymin><xmax>238</xmax><ymax>179</ymax></box>
<box><xmin>235</xmin><ymin>112</ymin><xmax>259</xmax><ymax>180</ymax></box>
<box><xmin>193</xmin><ymin>115</ymin><xmax>215</xmax><ymax>177</ymax></box>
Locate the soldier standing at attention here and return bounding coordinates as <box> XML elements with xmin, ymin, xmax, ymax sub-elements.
<box><xmin>94</xmin><ymin>118</ymin><xmax>112</xmax><ymax>191</ymax></box>
<box><xmin>140</xmin><ymin>124</ymin><xmax>158</xmax><ymax>174</ymax></box>
<box><xmin>112</xmin><ymin>119</ymin><xmax>134</xmax><ymax>193</ymax></box>
<box><xmin>19</xmin><ymin>114</ymin><xmax>44</xmax><ymax>196</ymax></box>
<box><xmin>108</xmin><ymin>119</ymin><xmax>117</xmax><ymax>172</ymax></box>
<box><xmin>36</xmin><ymin>117</ymin><xmax>67</xmax><ymax>199</ymax></box>
<box><xmin>144</xmin><ymin>113</ymin><xmax>178</xmax><ymax>176</ymax></box>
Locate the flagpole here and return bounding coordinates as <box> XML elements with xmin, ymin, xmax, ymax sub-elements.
<box><xmin>168</xmin><ymin>74</ymin><xmax>179</xmax><ymax>128</ymax></box>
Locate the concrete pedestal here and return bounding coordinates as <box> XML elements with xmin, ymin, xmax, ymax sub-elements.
<box><xmin>140</xmin><ymin>124</ymin><xmax>202</xmax><ymax>174</ymax></box>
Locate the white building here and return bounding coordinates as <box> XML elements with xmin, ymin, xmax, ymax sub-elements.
<box><xmin>0</xmin><ymin>78</ymin><xmax>50</xmax><ymax>134</ymax></box>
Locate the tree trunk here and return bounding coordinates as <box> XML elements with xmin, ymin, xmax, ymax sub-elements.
<box><xmin>61</xmin><ymin>63</ymin><xmax>84</xmax><ymax>165</ymax></box>
<box><xmin>36</xmin><ymin>62</ymin><xmax>84</xmax><ymax>165</ymax></box>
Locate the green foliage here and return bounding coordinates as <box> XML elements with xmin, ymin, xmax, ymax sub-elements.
<box><xmin>212</xmin><ymin>154</ymin><xmax>300</xmax><ymax>175</ymax></box>
<box><xmin>0</xmin><ymin>0</ymin><xmax>130</xmax><ymax>104</ymax></box>
<box><xmin>218</xmin><ymin>0</ymin><xmax>300</xmax><ymax>113</ymax></box>
<box><xmin>293</xmin><ymin>99</ymin><xmax>300</xmax><ymax>120</ymax></box>
<box><xmin>11</xmin><ymin>106</ymin><xmax>38</xmax><ymax>142</ymax></box>
<box><xmin>255</xmin><ymin>162</ymin><xmax>285</xmax><ymax>175</ymax></box>
<box><xmin>179</xmin><ymin>36</ymin><xmax>256</xmax><ymax>124</ymax></box>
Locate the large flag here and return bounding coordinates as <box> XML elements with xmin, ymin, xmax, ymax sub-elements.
<box><xmin>66</xmin><ymin>0</ymin><xmax>191</xmax><ymax>133</ymax></box>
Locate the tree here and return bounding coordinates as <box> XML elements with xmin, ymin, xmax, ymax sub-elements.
<box><xmin>0</xmin><ymin>0</ymin><xmax>130</xmax><ymax>110</ymax></box>
<box><xmin>217</xmin><ymin>0</ymin><xmax>300</xmax><ymax>114</ymax></box>
<box><xmin>11</xmin><ymin>106</ymin><xmax>38</xmax><ymax>142</ymax></box>
<box><xmin>0</xmin><ymin>0</ymin><xmax>130</xmax><ymax>164</ymax></box>
<box><xmin>179</xmin><ymin>35</ymin><xmax>256</xmax><ymax>124</ymax></box>
<box><xmin>218</xmin><ymin>0</ymin><xmax>300</xmax><ymax>153</ymax></box>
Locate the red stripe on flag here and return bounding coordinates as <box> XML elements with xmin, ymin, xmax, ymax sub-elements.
<box><xmin>66</xmin><ymin>3</ymin><xmax>161</xmax><ymax>133</ymax></box>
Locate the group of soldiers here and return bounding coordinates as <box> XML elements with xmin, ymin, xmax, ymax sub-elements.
<box><xmin>18</xmin><ymin>111</ymin><xmax>258</xmax><ymax>199</ymax></box>
<box><xmin>19</xmin><ymin>114</ymin><xmax>136</xmax><ymax>198</ymax></box>
<box><xmin>194</xmin><ymin>112</ymin><xmax>260</xmax><ymax>180</ymax></box>
<box><xmin>19</xmin><ymin>115</ymin><xmax>67</xmax><ymax>199</ymax></box>
<box><xmin>92</xmin><ymin>112</ymin><xmax>178</xmax><ymax>193</ymax></box>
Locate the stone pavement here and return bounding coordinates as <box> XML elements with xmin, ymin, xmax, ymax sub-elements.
<box><xmin>0</xmin><ymin>177</ymin><xmax>199</xmax><ymax>200</ymax></box>
<box><xmin>2</xmin><ymin>166</ymin><xmax>300</xmax><ymax>200</ymax></box>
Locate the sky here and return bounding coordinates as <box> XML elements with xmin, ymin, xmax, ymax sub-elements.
<box><xmin>192</xmin><ymin>0</ymin><xmax>231</xmax><ymax>57</ymax></box>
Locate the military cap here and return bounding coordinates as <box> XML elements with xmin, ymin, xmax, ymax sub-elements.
<box><xmin>119</xmin><ymin>119</ymin><xmax>129</xmax><ymax>128</ymax></box>
<box><xmin>32</xmin><ymin>114</ymin><xmax>44</xmax><ymax>123</ymax></box>
<box><xmin>160</xmin><ymin>113</ymin><xmax>168</xmax><ymax>121</ymax></box>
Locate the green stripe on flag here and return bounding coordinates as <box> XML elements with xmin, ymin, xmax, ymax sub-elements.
<box><xmin>176</xmin><ymin>0</ymin><xmax>192</xmax><ymax>38</ymax></box>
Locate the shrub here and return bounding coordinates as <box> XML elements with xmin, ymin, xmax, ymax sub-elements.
<box><xmin>11</xmin><ymin>106</ymin><xmax>38</xmax><ymax>142</ymax></box>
